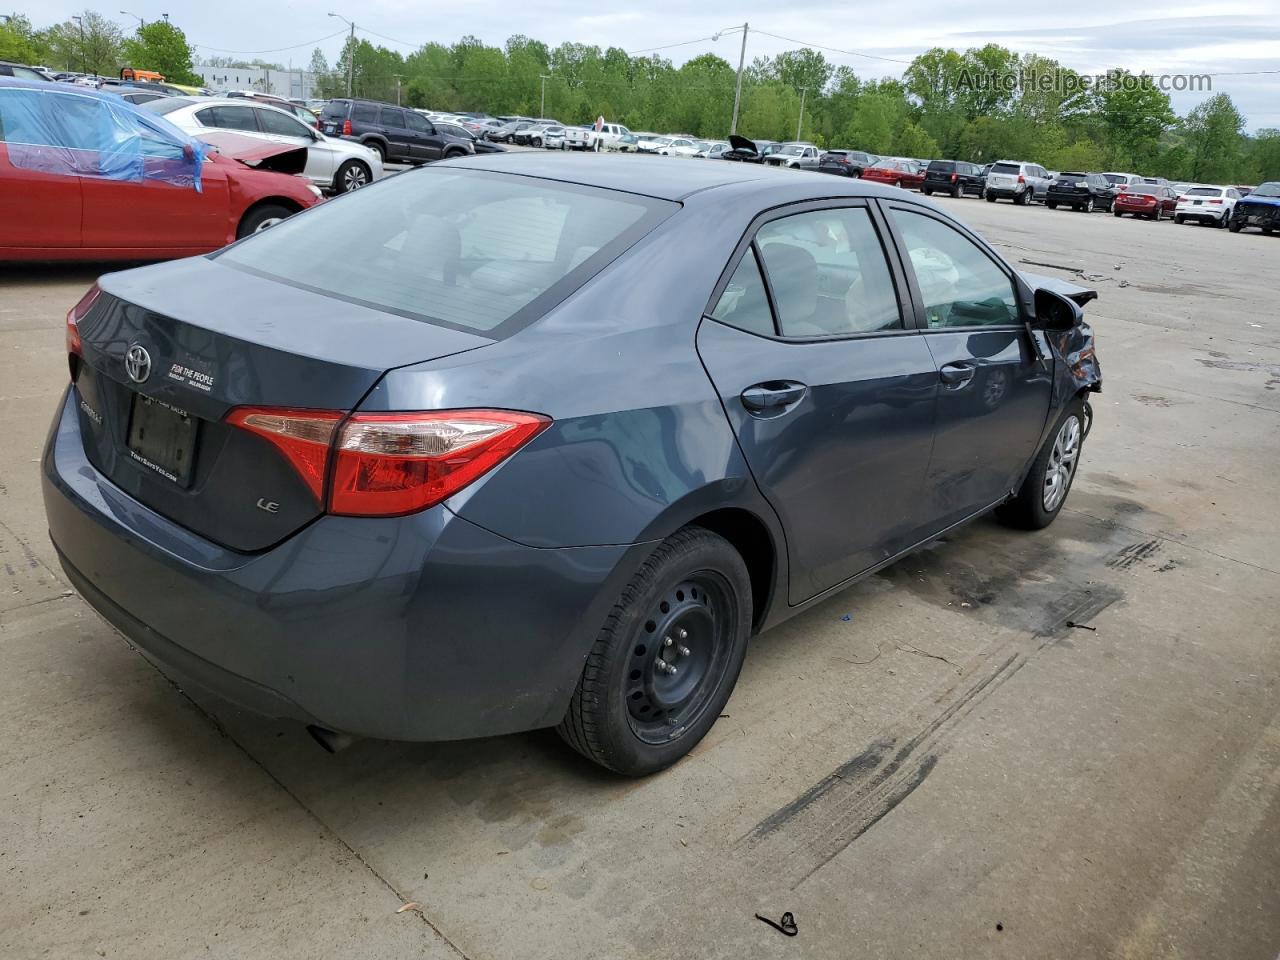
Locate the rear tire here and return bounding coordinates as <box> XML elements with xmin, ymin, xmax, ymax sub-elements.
<box><xmin>1047</xmin><ymin>201</ymin><xmax>1057</xmax><ymax>210</ymax></box>
<box><xmin>1174</xmin><ymin>214</ymin><xmax>1184</xmax><ymax>224</ymax></box>
<box><xmin>923</xmin><ymin>188</ymin><xmax>933</xmax><ymax>196</ymax></box>
<box><xmin>1113</xmin><ymin>209</ymin><xmax>1123</xmax><ymax>218</ymax></box>
<box><xmin>236</xmin><ymin>203</ymin><xmax>293</xmax><ymax>240</ymax></box>
<box><xmin>997</xmin><ymin>398</ymin><xmax>1086</xmax><ymax>530</ymax></box>
<box><xmin>557</xmin><ymin>527</ymin><xmax>751</xmax><ymax>776</ymax></box>
<box><xmin>1084</xmin><ymin>197</ymin><xmax>1094</xmax><ymax>213</ymax></box>
<box><xmin>366</xmin><ymin>141</ymin><xmax>386</xmax><ymax>163</ymax></box>
<box><xmin>1154</xmin><ymin>206</ymin><xmax>1163</xmax><ymax>222</ymax></box>
<box><xmin>951</xmin><ymin>184</ymin><xmax>961</xmax><ymax>198</ymax></box>
<box><xmin>1016</xmin><ymin>189</ymin><xmax>1029</xmax><ymax>206</ymax></box>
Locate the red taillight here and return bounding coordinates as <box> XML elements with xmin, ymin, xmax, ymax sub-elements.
<box><xmin>951</xmin><ymin>173</ymin><xmax>958</xmax><ymax>182</ymax></box>
<box><xmin>1017</xmin><ymin>174</ymin><xmax>1025</xmax><ymax>184</ymax></box>
<box><xmin>65</xmin><ymin>282</ymin><xmax>101</xmax><ymax>357</ymax></box>
<box><xmin>342</xmin><ymin>119</ymin><xmax>352</xmax><ymax>136</ymax></box>
<box><xmin>1208</xmin><ymin>198</ymin><xmax>1223</xmax><ymax>204</ymax></box>
<box><xmin>225</xmin><ymin>408</ymin><xmax>342</xmax><ymax>501</ymax></box>
<box><xmin>331</xmin><ymin>411</ymin><xmax>551</xmax><ymax>516</ymax></box>
<box><xmin>225</xmin><ymin>407</ymin><xmax>550</xmax><ymax>516</ymax></box>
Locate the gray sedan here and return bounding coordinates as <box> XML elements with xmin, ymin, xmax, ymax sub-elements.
<box><xmin>44</xmin><ymin>155</ymin><xmax>1100</xmax><ymax>776</ymax></box>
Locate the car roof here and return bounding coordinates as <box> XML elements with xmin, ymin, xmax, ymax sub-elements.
<box><xmin>438</xmin><ymin>151</ymin><xmax>916</xmax><ymax>203</ymax></box>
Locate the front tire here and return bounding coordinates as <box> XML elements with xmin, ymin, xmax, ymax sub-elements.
<box><xmin>333</xmin><ymin>159</ymin><xmax>370</xmax><ymax>193</ymax></box>
<box><xmin>236</xmin><ymin>203</ymin><xmax>293</xmax><ymax>240</ymax></box>
<box><xmin>997</xmin><ymin>398</ymin><xmax>1086</xmax><ymax>530</ymax></box>
<box><xmin>557</xmin><ymin>527</ymin><xmax>751</xmax><ymax>776</ymax></box>
<box><xmin>1228</xmin><ymin>218</ymin><xmax>1242</xmax><ymax>232</ymax></box>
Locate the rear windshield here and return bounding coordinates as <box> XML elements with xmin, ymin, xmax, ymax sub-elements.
<box><xmin>1126</xmin><ymin>189</ymin><xmax>1156</xmax><ymax>197</ymax></box>
<box><xmin>1055</xmin><ymin>172</ymin><xmax>1086</xmax><ymax>180</ymax></box>
<box><xmin>1186</xmin><ymin>187</ymin><xmax>1222</xmax><ymax>197</ymax></box>
<box><xmin>928</xmin><ymin>161</ymin><xmax>955</xmax><ymax>172</ymax></box>
<box><xmin>1103</xmin><ymin>174</ymin><xmax>1128</xmax><ymax>185</ymax></box>
<box><xmin>320</xmin><ymin>100</ymin><xmax>348</xmax><ymax>118</ymax></box>
<box><xmin>216</xmin><ymin>169</ymin><xmax>676</xmax><ymax>338</ymax></box>
<box><xmin>990</xmin><ymin>162</ymin><xmax>1021</xmax><ymax>174</ymax></box>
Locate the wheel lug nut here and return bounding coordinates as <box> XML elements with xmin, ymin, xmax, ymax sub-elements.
<box><xmin>678</xmin><ymin>645</ymin><xmax>690</xmax><ymax>657</ymax></box>
<box><xmin>667</xmin><ymin>665</ymin><xmax>678</xmax><ymax>676</ymax></box>
<box><xmin>663</xmin><ymin>636</ymin><xmax>673</xmax><ymax>647</ymax></box>
<box><xmin>678</xmin><ymin>628</ymin><xmax>688</xmax><ymax>640</ymax></box>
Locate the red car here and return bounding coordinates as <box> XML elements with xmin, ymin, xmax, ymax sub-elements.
<box><xmin>860</xmin><ymin>158</ymin><xmax>925</xmax><ymax>190</ymax></box>
<box><xmin>0</xmin><ymin>78</ymin><xmax>320</xmax><ymax>261</ymax></box>
<box><xmin>1112</xmin><ymin>185</ymin><xmax>1178</xmax><ymax>221</ymax></box>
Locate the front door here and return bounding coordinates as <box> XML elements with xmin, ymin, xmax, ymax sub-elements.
<box><xmin>882</xmin><ymin>202</ymin><xmax>1052</xmax><ymax>529</ymax></box>
<box><xmin>696</xmin><ymin>202</ymin><xmax>939</xmax><ymax>604</ymax></box>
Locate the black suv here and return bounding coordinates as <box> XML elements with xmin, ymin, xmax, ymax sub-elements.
<box><xmin>922</xmin><ymin>160</ymin><xmax>985</xmax><ymax>198</ymax></box>
<box><xmin>319</xmin><ymin>99</ymin><xmax>473</xmax><ymax>165</ymax></box>
<box><xmin>1046</xmin><ymin>172</ymin><xmax>1113</xmax><ymax>212</ymax></box>
<box><xmin>817</xmin><ymin>150</ymin><xmax>878</xmax><ymax>177</ymax></box>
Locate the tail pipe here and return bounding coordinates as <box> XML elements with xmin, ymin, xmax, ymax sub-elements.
<box><xmin>307</xmin><ymin>725</ymin><xmax>356</xmax><ymax>754</ymax></box>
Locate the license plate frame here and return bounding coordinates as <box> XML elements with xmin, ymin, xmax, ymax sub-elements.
<box><xmin>126</xmin><ymin>393</ymin><xmax>198</xmax><ymax>487</ymax></box>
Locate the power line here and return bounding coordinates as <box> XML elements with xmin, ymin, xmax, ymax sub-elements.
<box><xmin>750</xmin><ymin>29</ymin><xmax>912</xmax><ymax>65</ymax></box>
<box><xmin>626</xmin><ymin>35</ymin><xmax>719</xmax><ymax>55</ymax></box>
<box><xmin>195</xmin><ymin>29</ymin><xmax>348</xmax><ymax>55</ymax></box>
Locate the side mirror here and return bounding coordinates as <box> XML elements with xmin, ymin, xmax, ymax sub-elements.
<box><xmin>182</xmin><ymin>143</ymin><xmax>195</xmax><ymax>162</ymax></box>
<box><xmin>1033</xmin><ymin>288</ymin><xmax>1083</xmax><ymax>331</ymax></box>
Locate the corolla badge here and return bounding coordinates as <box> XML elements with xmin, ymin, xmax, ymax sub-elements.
<box><xmin>125</xmin><ymin>344</ymin><xmax>152</xmax><ymax>384</ymax></box>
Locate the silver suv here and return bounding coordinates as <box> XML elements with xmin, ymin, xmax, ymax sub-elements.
<box><xmin>985</xmin><ymin>160</ymin><xmax>1052</xmax><ymax>205</ymax></box>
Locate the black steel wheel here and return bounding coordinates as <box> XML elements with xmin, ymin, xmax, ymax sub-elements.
<box><xmin>558</xmin><ymin>527</ymin><xmax>751</xmax><ymax>776</ymax></box>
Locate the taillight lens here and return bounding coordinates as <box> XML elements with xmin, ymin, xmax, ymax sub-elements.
<box><xmin>1017</xmin><ymin>174</ymin><xmax>1025</xmax><ymax>184</ymax></box>
<box><xmin>224</xmin><ymin>407</ymin><xmax>550</xmax><ymax>516</ymax></box>
<box><xmin>331</xmin><ymin>411</ymin><xmax>550</xmax><ymax>517</ymax></box>
<box><xmin>342</xmin><ymin>119</ymin><xmax>352</xmax><ymax>136</ymax></box>
<box><xmin>1209</xmin><ymin>198</ymin><xmax>1223</xmax><ymax>204</ymax></box>
<box><xmin>225</xmin><ymin>408</ymin><xmax>342</xmax><ymax>501</ymax></box>
<box><xmin>951</xmin><ymin>173</ymin><xmax>957</xmax><ymax>182</ymax></box>
<box><xmin>66</xmin><ymin>282</ymin><xmax>101</xmax><ymax>357</ymax></box>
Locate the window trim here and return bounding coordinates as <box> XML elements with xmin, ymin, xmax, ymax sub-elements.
<box><xmin>877</xmin><ymin>198</ymin><xmax>1030</xmax><ymax>332</ymax></box>
<box><xmin>702</xmin><ymin>197</ymin><xmax>918</xmax><ymax>343</ymax></box>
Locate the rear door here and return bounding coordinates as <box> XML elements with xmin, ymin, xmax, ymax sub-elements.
<box><xmin>696</xmin><ymin>201</ymin><xmax>939</xmax><ymax>603</ymax></box>
<box><xmin>881</xmin><ymin>201</ymin><xmax>1051</xmax><ymax>529</ymax></box>
<box><xmin>378</xmin><ymin>106</ymin><xmax>418</xmax><ymax>161</ymax></box>
<box><xmin>405</xmin><ymin>111</ymin><xmax>443</xmax><ymax>160</ymax></box>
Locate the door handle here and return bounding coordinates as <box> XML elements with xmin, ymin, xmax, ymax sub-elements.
<box><xmin>741</xmin><ymin>381</ymin><xmax>808</xmax><ymax>413</ymax></box>
<box><xmin>939</xmin><ymin>362</ymin><xmax>977</xmax><ymax>385</ymax></box>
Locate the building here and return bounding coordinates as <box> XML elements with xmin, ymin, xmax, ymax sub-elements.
<box><xmin>193</xmin><ymin>64</ymin><xmax>317</xmax><ymax>101</ymax></box>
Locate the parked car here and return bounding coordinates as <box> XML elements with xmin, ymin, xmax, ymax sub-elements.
<box><xmin>1227</xmin><ymin>181</ymin><xmax>1280</xmax><ymax>233</ymax></box>
<box><xmin>147</xmin><ymin>97</ymin><xmax>384</xmax><ymax>194</ymax></box>
<box><xmin>486</xmin><ymin>119</ymin><xmax>528</xmax><ymax>143</ymax></box>
<box><xmin>985</xmin><ymin>161</ymin><xmax>1052</xmax><ymax>204</ymax></box>
<box><xmin>921</xmin><ymin>160</ymin><xmax>985</xmax><ymax>198</ymax></box>
<box><xmin>655</xmin><ymin>136</ymin><xmax>700</xmax><ymax>157</ymax></box>
<box><xmin>431</xmin><ymin>120</ymin><xmax>507</xmax><ymax>155</ymax></box>
<box><xmin>111</xmin><ymin>88</ymin><xmax>171</xmax><ymax>105</ymax></box>
<box><xmin>42</xmin><ymin>152</ymin><xmax>1100</xmax><ymax>776</ymax></box>
<box><xmin>1045</xmin><ymin>172</ymin><xmax>1114</xmax><ymax>212</ymax></box>
<box><xmin>0</xmin><ymin>78</ymin><xmax>319</xmax><ymax>260</ymax></box>
<box><xmin>614</xmin><ymin>133</ymin><xmax>641</xmax><ymax>152</ymax></box>
<box><xmin>1112</xmin><ymin>185</ymin><xmax>1178</xmax><ymax>220</ymax></box>
<box><xmin>566</xmin><ymin>122</ymin><xmax>631</xmax><ymax>151</ymax></box>
<box><xmin>513</xmin><ymin>122</ymin><xmax>562</xmax><ymax>147</ymax></box>
<box><xmin>817</xmin><ymin>150</ymin><xmax>878</xmax><ymax>178</ymax></box>
<box><xmin>1174</xmin><ymin>185</ymin><xmax>1240</xmax><ymax>227</ymax></box>
<box><xmin>719</xmin><ymin>134</ymin><xmax>765</xmax><ymax>163</ymax></box>
<box><xmin>763</xmin><ymin>142</ymin><xmax>822</xmax><ymax>169</ymax></box>
<box><xmin>319</xmin><ymin>98</ymin><xmax>474</xmax><ymax>164</ymax></box>
<box><xmin>633</xmin><ymin>133</ymin><xmax>665</xmax><ymax>153</ymax></box>
<box><xmin>0</xmin><ymin>59</ymin><xmax>50</xmax><ymax>81</ymax></box>
<box><xmin>542</xmin><ymin>125</ymin><xmax>568</xmax><ymax>150</ymax></box>
<box><xmin>697</xmin><ymin>140</ymin><xmax>730</xmax><ymax>159</ymax></box>
<box><xmin>1101</xmin><ymin>172</ymin><xmax>1143</xmax><ymax>197</ymax></box>
<box><xmin>861</xmin><ymin>158</ymin><xmax>925</xmax><ymax>190</ymax></box>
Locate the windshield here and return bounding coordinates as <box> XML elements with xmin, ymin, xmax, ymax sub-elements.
<box><xmin>1252</xmin><ymin>182</ymin><xmax>1280</xmax><ymax>197</ymax></box>
<box><xmin>217</xmin><ymin>169</ymin><xmax>675</xmax><ymax>337</ymax></box>
<box><xmin>1186</xmin><ymin>187</ymin><xmax>1222</xmax><ymax>197</ymax></box>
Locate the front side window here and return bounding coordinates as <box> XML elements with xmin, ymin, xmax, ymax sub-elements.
<box><xmin>889</xmin><ymin>209</ymin><xmax>1018</xmax><ymax>328</ymax></box>
<box><xmin>217</xmin><ymin>169</ymin><xmax>674</xmax><ymax>336</ymax></box>
<box><xmin>755</xmin><ymin>207</ymin><xmax>901</xmax><ymax>337</ymax></box>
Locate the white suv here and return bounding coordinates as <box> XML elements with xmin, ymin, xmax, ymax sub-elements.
<box><xmin>1174</xmin><ymin>185</ymin><xmax>1241</xmax><ymax>227</ymax></box>
<box><xmin>985</xmin><ymin>160</ymin><xmax>1052</xmax><ymax>205</ymax></box>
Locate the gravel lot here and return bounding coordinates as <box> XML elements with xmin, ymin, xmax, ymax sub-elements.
<box><xmin>2</xmin><ymin>180</ymin><xmax>1278</xmax><ymax>960</ymax></box>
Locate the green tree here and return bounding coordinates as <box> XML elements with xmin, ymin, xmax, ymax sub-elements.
<box><xmin>1098</xmin><ymin>70</ymin><xmax>1175</xmax><ymax>169</ymax></box>
<box><xmin>122</xmin><ymin>21</ymin><xmax>198</xmax><ymax>85</ymax></box>
<box><xmin>40</xmin><ymin>12</ymin><xmax>123</xmax><ymax>75</ymax></box>
<box><xmin>0</xmin><ymin>14</ymin><xmax>39</xmax><ymax>63</ymax></box>
<box><xmin>1181</xmin><ymin>93</ymin><xmax>1245</xmax><ymax>182</ymax></box>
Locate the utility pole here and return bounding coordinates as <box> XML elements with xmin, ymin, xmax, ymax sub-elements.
<box><xmin>732</xmin><ymin>22</ymin><xmax>747</xmax><ymax>136</ymax></box>
<box><xmin>119</xmin><ymin>10</ymin><xmax>145</xmax><ymax>28</ymax></box>
<box><xmin>539</xmin><ymin>74</ymin><xmax>551</xmax><ymax>118</ymax></box>
<box><xmin>796</xmin><ymin>88</ymin><xmax>807</xmax><ymax>141</ymax></box>
<box><xmin>71</xmin><ymin>15</ymin><xmax>86</xmax><ymax>74</ymax></box>
<box><xmin>393</xmin><ymin>74</ymin><xmax>403</xmax><ymax>105</ymax></box>
<box><xmin>328</xmin><ymin>13</ymin><xmax>355</xmax><ymax>97</ymax></box>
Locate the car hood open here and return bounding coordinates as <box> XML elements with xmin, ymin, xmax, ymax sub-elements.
<box><xmin>198</xmin><ymin>132</ymin><xmax>309</xmax><ymax>175</ymax></box>
<box><xmin>727</xmin><ymin>134</ymin><xmax>758</xmax><ymax>154</ymax></box>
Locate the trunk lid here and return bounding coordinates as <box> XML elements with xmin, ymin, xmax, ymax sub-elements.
<box><xmin>71</xmin><ymin>256</ymin><xmax>491</xmax><ymax>552</ymax></box>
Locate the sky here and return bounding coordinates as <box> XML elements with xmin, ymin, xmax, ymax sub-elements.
<box><xmin>31</xmin><ymin>0</ymin><xmax>1280</xmax><ymax>129</ymax></box>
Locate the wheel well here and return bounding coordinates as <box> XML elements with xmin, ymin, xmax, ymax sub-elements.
<box><xmin>686</xmin><ymin>508</ymin><xmax>775</xmax><ymax>630</ymax></box>
<box><xmin>242</xmin><ymin>196</ymin><xmax>303</xmax><ymax>220</ymax></box>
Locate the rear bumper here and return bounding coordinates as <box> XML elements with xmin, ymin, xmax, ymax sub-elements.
<box><xmin>1176</xmin><ymin>206</ymin><xmax>1226</xmax><ymax>219</ymax></box>
<box><xmin>42</xmin><ymin>388</ymin><xmax>648</xmax><ymax>741</ymax></box>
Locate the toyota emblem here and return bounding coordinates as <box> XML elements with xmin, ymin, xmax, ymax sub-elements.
<box><xmin>125</xmin><ymin>344</ymin><xmax>152</xmax><ymax>384</ymax></box>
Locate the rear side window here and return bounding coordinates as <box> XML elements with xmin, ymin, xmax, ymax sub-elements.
<box><xmin>379</xmin><ymin>107</ymin><xmax>407</xmax><ymax>127</ymax></box>
<box><xmin>990</xmin><ymin>162</ymin><xmax>1020</xmax><ymax>175</ymax></box>
<box><xmin>351</xmin><ymin>102</ymin><xmax>377</xmax><ymax>123</ymax></box>
<box><xmin>217</xmin><ymin>169</ymin><xmax>676</xmax><ymax>337</ymax></box>
<box><xmin>756</xmin><ymin>207</ymin><xmax>901</xmax><ymax>337</ymax></box>
<box><xmin>711</xmin><ymin>249</ymin><xmax>775</xmax><ymax>336</ymax></box>
<box><xmin>197</xmin><ymin>105</ymin><xmax>258</xmax><ymax>131</ymax></box>
<box><xmin>889</xmin><ymin>209</ymin><xmax>1018</xmax><ymax>328</ymax></box>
